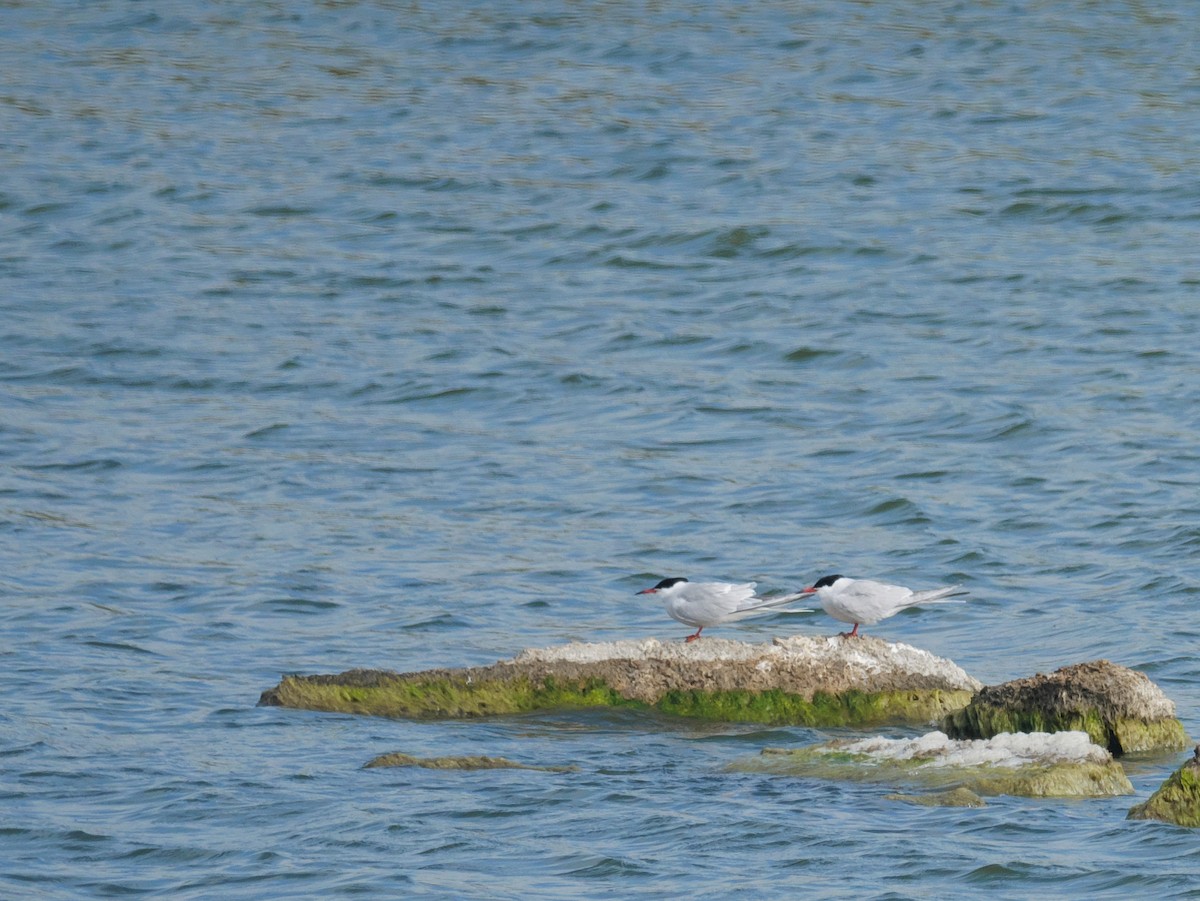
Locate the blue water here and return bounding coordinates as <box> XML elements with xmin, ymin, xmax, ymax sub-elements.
<box><xmin>3</xmin><ymin>1</ymin><xmax>1200</xmax><ymax>897</ymax></box>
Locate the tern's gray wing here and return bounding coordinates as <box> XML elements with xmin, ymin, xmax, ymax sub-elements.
<box><xmin>665</xmin><ymin>581</ymin><xmax>756</xmax><ymax>627</ymax></box>
<box><xmin>830</xmin><ymin>579</ymin><xmax>915</xmax><ymax>624</ymax></box>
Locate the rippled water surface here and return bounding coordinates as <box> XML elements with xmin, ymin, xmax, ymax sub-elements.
<box><xmin>3</xmin><ymin>1</ymin><xmax>1200</xmax><ymax>897</ymax></box>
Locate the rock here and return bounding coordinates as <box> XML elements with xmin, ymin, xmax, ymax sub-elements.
<box><xmin>885</xmin><ymin>787</ymin><xmax>987</xmax><ymax>807</ymax></box>
<box><xmin>731</xmin><ymin>730</ymin><xmax>1134</xmax><ymax>798</ymax></box>
<box><xmin>1127</xmin><ymin>746</ymin><xmax>1200</xmax><ymax>827</ymax></box>
<box><xmin>363</xmin><ymin>752</ymin><xmax>578</xmax><ymax>773</ymax></box>
<box><xmin>941</xmin><ymin>660</ymin><xmax>1188</xmax><ymax>756</ymax></box>
<box><xmin>259</xmin><ymin>635</ymin><xmax>981</xmax><ymax>728</ymax></box>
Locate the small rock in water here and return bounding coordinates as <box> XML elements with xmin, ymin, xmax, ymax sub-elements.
<box><xmin>942</xmin><ymin>659</ymin><xmax>1187</xmax><ymax>755</ymax></box>
<box><xmin>734</xmin><ymin>729</ymin><xmax>1133</xmax><ymax>798</ymax></box>
<box><xmin>1127</xmin><ymin>749</ymin><xmax>1200</xmax><ymax>828</ymax></box>
<box><xmin>885</xmin><ymin>787</ymin><xmax>987</xmax><ymax>808</ymax></box>
<box><xmin>363</xmin><ymin>752</ymin><xmax>578</xmax><ymax>773</ymax></box>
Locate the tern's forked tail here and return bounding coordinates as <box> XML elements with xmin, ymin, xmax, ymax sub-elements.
<box><xmin>909</xmin><ymin>585</ymin><xmax>968</xmax><ymax>605</ymax></box>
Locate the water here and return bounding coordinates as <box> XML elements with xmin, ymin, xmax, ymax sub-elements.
<box><xmin>3</xmin><ymin>0</ymin><xmax>1200</xmax><ymax>896</ymax></box>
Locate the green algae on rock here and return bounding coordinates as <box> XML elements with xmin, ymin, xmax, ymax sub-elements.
<box><xmin>259</xmin><ymin>636</ymin><xmax>981</xmax><ymax>728</ymax></box>
<box><xmin>940</xmin><ymin>660</ymin><xmax>1187</xmax><ymax>756</ymax></box>
<box><xmin>732</xmin><ymin>730</ymin><xmax>1133</xmax><ymax>799</ymax></box>
<box><xmin>1127</xmin><ymin>747</ymin><xmax>1200</xmax><ymax>828</ymax></box>
<box><xmin>364</xmin><ymin>752</ymin><xmax>578</xmax><ymax>773</ymax></box>
<box><xmin>885</xmin><ymin>787</ymin><xmax>987</xmax><ymax>808</ymax></box>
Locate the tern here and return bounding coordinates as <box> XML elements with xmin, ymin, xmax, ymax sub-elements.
<box><xmin>800</xmin><ymin>574</ymin><xmax>966</xmax><ymax>638</ymax></box>
<box><xmin>636</xmin><ymin>577</ymin><xmax>811</xmax><ymax>642</ymax></box>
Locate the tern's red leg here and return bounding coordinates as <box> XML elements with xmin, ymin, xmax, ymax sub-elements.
<box><xmin>839</xmin><ymin>623</ymin><xmax>860</xmax><ymax>638</ymax></box>
<box><xmin>685</xmin><ymin>627</ymin><xmax>703</xmax><ymax>642</ymax></box>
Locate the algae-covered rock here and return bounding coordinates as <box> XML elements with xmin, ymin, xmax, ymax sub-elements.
<box><xmin>885</xmin><ymin>787</ymin><xmax>987</xmax><ymax>808</ymax></box>
<box><xmin>259</xmin><ymin>636</ymin><xmax>981</xmax><ymax>728</ymax></box>
<box><xmin>364</xmin><ymin>752</ymin><xmax>578</xmax><ymax>773</ymax></box>
<box><xmin>731</xmin><ymin>730</ymin><xmax>1133</xmax><ymax>798</ymax></box>
<box><xmin>1127</xmin><ymin>747</ymin><xmax>1200</xmax><ymax>827</ymax></box>
<box><xmin>941</xmin><ymin>660</ymin><xmax>1187</xmax><ymax>756</ymax></box>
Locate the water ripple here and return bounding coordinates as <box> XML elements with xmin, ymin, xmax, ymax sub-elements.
<box><xmin>3</xmin><ymin>0</ymin><xmax>1200</xmax><ymax>897</ymax></box>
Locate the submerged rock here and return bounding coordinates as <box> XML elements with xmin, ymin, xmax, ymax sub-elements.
<box><xmin>885</xmin><ymin>787</ymin><xmax>987</xmax><ymax>808</ymax></box>
<box><xmin>259</xmin><ymin>635</ymin><xmax>981</xmax><ymax>728</ymax></box>
<box><xmin>732</xmin><ymin>730</ymin><xmax>1133</xmax><ymax>798</ymax></box>
<box><xmin>941</xmin><ymin>660</ymin><xmax>1187</xmax><ymax>756</ymax></box>
<box><xmin>364</xmin><ymin>752</ymin><xmax>578</xmax><ymax>773</ymax></box>
<box><xmin>1127</xmin><ymin>746</ymin><xmax>1200</xmax><ymax>827</ymax></box>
